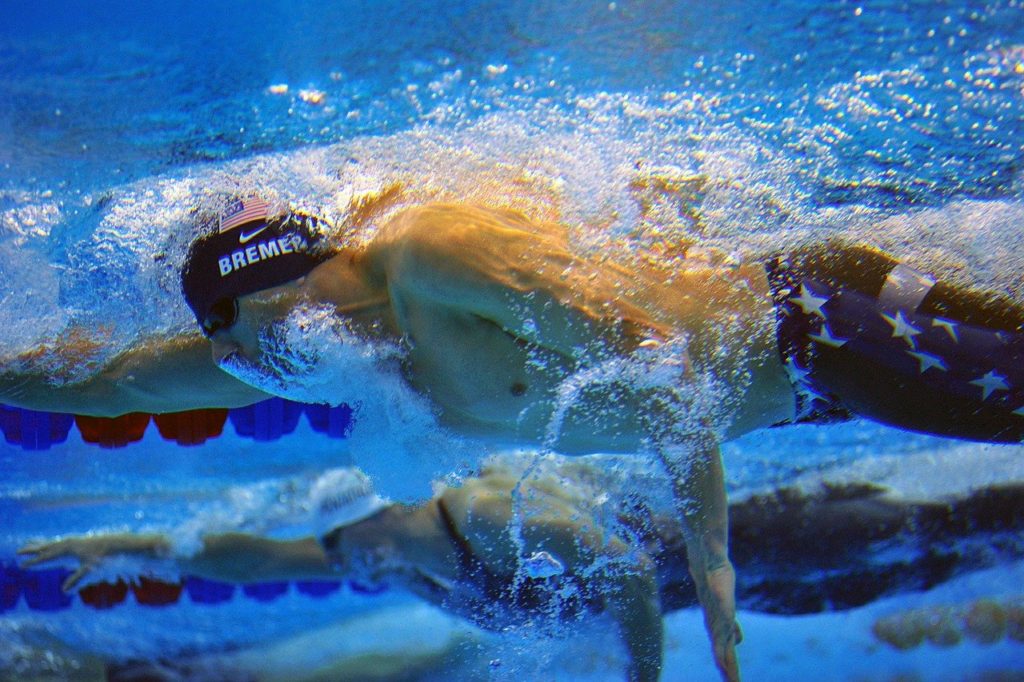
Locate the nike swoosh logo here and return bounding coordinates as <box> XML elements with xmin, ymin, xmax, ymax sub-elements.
<box><xmin>238</xmin><ymin>225</ymin><xmax>270</xmax><ymax>244</ymax></box>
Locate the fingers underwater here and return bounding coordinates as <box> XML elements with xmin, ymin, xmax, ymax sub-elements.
<box><xmin>16</xmin><ymin>539</ymin><xmax>87</xmax><ymax>592</ymax></box>
<box><xmin>715</xmin><ymin>639</ymin><xmax>740</xmax><ymax>682</ymax></box>
<box><xmin>16</xmin><ymin>541</ymin><xmax>64</xmax><ymax>566</ymax></box>
<box><xmin>62</xmin><ymin>565</ymin><xmax>92</xmax><ymax>592</ymax></box>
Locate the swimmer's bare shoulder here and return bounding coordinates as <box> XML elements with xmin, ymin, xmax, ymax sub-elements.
<box><xmin>367</xmin><ymin>203</ymin><xmax>669</xmax><ymax>359</ymax></box>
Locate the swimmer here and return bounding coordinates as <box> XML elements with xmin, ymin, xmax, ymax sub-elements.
<box><xmin>7</xmin><ymin>196</ymin><xmax>1024</xmax><ymax>680</ymax></box>
<box><xmin>20</xmin><ymin>462</ymin><xmax>1024</xmax><ymax>679</ymax></box>
<box><xmin>21</xmin><ymin>465</ymin><xmax>665</xmax><ymax>682</ymax></box>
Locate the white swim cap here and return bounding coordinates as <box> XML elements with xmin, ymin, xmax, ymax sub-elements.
<box><xmin>309</xmin><ymin>468</ymin><xmax>388</xmax><ymax>538</ymax></box>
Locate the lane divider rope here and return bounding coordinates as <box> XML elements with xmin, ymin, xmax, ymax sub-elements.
<box><xmin>0</xmin><ymin>400</ymin><xmax>355</xmax><ymax>450</ymax></box>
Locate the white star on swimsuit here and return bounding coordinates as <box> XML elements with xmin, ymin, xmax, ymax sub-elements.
<box><xmin>784</xmin><ymin>357</ymin><xmax>812</xmax><ymax>385</ymax></box>
<box><xmin>795</xmin><ymin>386</ymin><xmax>827</xmax><ymax>420</ymax></box>
<box><xmin>881</xmin><ymin>310</ymin><xmax>921</xmax><ymax>348</ymax></box>
<box><xmin>931</xmin><ymin>317</ymin><xmax>959</xmax><ymax>343</ymax></box>
<box><xmin>791</xmin><ymin>283</ymin><xmax>829</xmax><ymax>318</ymax></box>
<box><xmin>906</xmin><ymin>350</ymin><xmax>947</xmax><ymax>373</ymax></box>
<box><xmin>969</xmin><ymin>370</ymin><xmax>1009</xmax><ymax>401</ymax></box>
<box><xmin>809</xmin><ymin>323</ymin><xmax>848</xmax><ymax>348</ymax></box>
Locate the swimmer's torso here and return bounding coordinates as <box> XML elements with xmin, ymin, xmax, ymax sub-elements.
<box><xmin>356</xmin><ymin>203</ymin><xmax>794</xmax><ymax>450</ymax></box>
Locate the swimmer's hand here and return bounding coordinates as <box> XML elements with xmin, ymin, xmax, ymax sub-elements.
<box><xmin>693</xmin><ymin>560</ymin><xmax>742</xmax><ymax>682</ymax></box>
<box><xmin>18</xmin><ymin>533</ymin><xmax>170</xmax><ymax>591</ymax></box>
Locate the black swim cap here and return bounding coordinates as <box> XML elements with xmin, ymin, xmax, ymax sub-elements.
<box><xmin>181</xmin><ymin>198</ymin><xmax>337</xmax><ymax>332</ymax></box>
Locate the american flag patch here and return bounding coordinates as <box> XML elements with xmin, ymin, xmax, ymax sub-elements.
<box><xmin>219</xmin><ymin>197</ymin><xmax>270</xmax><ymax>233</ymax></box>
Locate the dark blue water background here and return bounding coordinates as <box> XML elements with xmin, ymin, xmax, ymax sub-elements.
<box><xmin>2</xmin><ymin>0</ymin><xmax>1023</xmax><ymax>206</ymax></box>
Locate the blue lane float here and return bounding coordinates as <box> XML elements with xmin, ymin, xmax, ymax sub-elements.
<box><xmin>20</xmin><ymin>566</ymin><xmax>74</xmax><ymax>611</ymax></box>
<box><xmin>295</xmin><ymin>580</ymin><xmax>343</xmax><ymax>597</ymax></box>
<box><xmin>348</xmin><ymin>579</ymin><xmax>389</xmax><ymax>596</ymax></box>
<box><xmin>228</xmin><ymin>398</ymin><xmax>305</xmax><ymax>442</ymax></box>
<box><xmin>0</xmin><ymin>563</ymin><xmax>22</xmax><ymax>612</ymax></box>
<box><xmin>0</xmin><ymin>406</ymin><xmax>74</xmax><ymax>451</ymax></box>
<box><xmin>184</xmin><ymin>576</ymin><xmax>236</xmax><ymax>605</ymax></box>
<box><xmin>304</xmin><ymin>403</ymin><xmax>355</xmax><ymax>438</ymax></box>
<box><xmin>241</xmin><ymin>581</ymin><xmax>290</xmax><ymax>602</ymax></box>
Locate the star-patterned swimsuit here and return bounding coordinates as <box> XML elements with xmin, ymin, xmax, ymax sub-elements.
<box><xmin>765</xmin><ymin>244</ymin><xmax>1024</xmax><ymax>443</ymax></box>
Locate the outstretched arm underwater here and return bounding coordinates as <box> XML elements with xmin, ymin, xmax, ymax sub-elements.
<box><xmin>0</xmin><ymin>329</ymin><xmax>271</xmax><ymax>417</ymax></box>
<box><xmin>19</xmin><ymin>532</ymin><xmax>334</xmax><ymax>588</ymax></box>
<box><xmin>20</xmin><ymin>466</ymin><xmax>666</xmax><ymax>682</ymax></box>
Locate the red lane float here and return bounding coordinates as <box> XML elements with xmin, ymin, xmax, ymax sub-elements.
<box><xmin>79</xmin><ymin>580</ymin><xmax>129</xmax><ymax>609</ymax></box>
<box><xmin>153</xmin><ymin>409</ymin><xmax>229</xmax><ymax>446</ymax></box>
<box><xmin>132</xmin><ymin>577</ymin><xmax>183</xmax><ymax>606</ymax></box>
<box><xmin>75</xmin><ymin>413</ymin><xmax>151</xmax><ymax>449</ymax></box>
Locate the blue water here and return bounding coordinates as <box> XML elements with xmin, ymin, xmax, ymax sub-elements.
<box><xmin>2</xmin><ymin>0</ymin><xmax>1024</xmax><ymax>679</ymax></box>
<box><xmin>4</xmin><ymin>0</ymin><xmax>1023</xmax><ymax>203</ymax></box>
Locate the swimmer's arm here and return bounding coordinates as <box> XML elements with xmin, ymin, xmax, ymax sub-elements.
<box><xmin>182</xmin><ymin>533</ymin><xmax>335</xmax><ymax>583</ymax></box>
<box><xmin>0</xmin><ymin>332</ymin><xmax>270</xmax><ymax>417</ymax></box>
<box><xmin>378</xmin><ymin>205</ymin><xmax>668</xmax><ymax>360</ymax></box>
<box><xmin>521</xmin><ymin>519</ymin><xmax>663</xmax><ymax>682</ymax></box>
<box><xmin>449</xmin><ymin>481</ymin><xmax>664</xmax><ymax>682</ymax></box>
<box><xmin>19</xmin><ymin>532</ymin><xmax>336</xmax><ymax>590</ymax></box>
<box><xmin>657</xmin><ymin>434</ymin><xmax>739</xmax><ymax>682</ymax></box>
<box><xmin>603</xmin><ymin>549</ymin><xmax>664</xmax><ymax>682</ymax></box>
